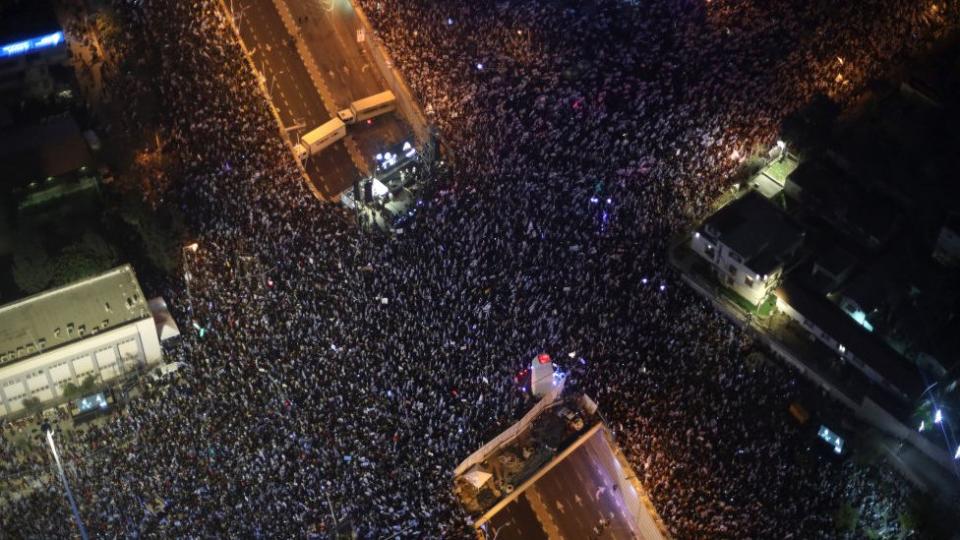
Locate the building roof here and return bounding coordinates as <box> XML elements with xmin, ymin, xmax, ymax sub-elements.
<box><xmin>815</xmin><ymin>244</ymin><xmax>857</xmax><ymax>278</ymax></box>
<box><xmin>0</xmin><ymin>115</ymin><xmax>93</xmax><ymax>189</ymax></box>
<box><xmin>703</xmin><ymin>191</ymin><xmax>805</xmax><ymax>275</ymax></box>
<box><xmin>787</xmin><ymin>159</ymin><xmax>900</xmax><ymax>247</ymax></box>
<box><xmin>775</xmin><ymin>280</ymin><xmax>926</xmax><ymax>402</ymax></box>
<box><xmin>0</xmin><ymin>265</ymin><xmax>150</xmax><ymax>367</ymax></box>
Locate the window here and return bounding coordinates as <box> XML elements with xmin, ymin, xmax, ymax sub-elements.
<box><xmin>705</xmin><ymin>244</ymin><xmax>715</xmax><ymax>259</ymax></box>
<box><xmin>727</xmin><ymin>264</ymin><xmax>737</xmax><ymax>276</ymax></box>
<box><xmin>744</xmin><ymin>276</ymin><xmax>754</xmax><ymax>287</ymax></box>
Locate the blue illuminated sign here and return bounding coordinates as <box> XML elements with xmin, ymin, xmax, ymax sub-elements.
<box><xmin>817</xmin><ymin>425</ymin><xmax>844</xmax><ymax>454</ymax></box>
<box><xmin>0</xmin><ymin>31</ymin><xmax>64</xmax><ymax>59</ymax></box>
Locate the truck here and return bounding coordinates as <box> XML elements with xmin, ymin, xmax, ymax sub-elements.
<box><xmin>337</xmin><ymin>90</ymin><xmax>396</xmax><ymax>124</ymax></box>
<box><xmin>293</xmin><ymin>117</ymin><xmax>347</xmax><ymax>160</ymax></box>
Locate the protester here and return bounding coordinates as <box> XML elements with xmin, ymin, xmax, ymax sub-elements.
<box><xmin>2</xmin><ymin>0</ymin><xmax>956</xmax><ymax>537</ymax></box>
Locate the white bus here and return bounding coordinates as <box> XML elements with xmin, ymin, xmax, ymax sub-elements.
<box><xmin>337</xmin><ymin>90</ymin><xmax>396</xmax><ymax>124</ymax></box>
<box><xmin>294</xmin><ymin>117</ymin><xmax>347</xmax><ymax>160</ymax></box>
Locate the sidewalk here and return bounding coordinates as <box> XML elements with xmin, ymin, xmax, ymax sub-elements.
<box><xmin>349</xmin><ymin>0</ymin><xmax>430</xmax><ymax>146</ymax></box>
<box><xmin>216</xmin><ymin>0</ymin><xmax>321</xmax><ymax>200</ymax></box>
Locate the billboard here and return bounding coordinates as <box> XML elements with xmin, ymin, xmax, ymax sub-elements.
<box><xmin>0</xmin><ymin>32</ymin><xmax>64</xmax><ymax>59</ymax></box>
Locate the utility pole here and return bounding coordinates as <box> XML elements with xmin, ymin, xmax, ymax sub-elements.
<box><xmin>42</xmin><ymin>422</ymin><xmax>89</xmax><ymax>540</ymax></box>
<box><xmin>324</xmin><ymin>490</ymin><xmax>338</xmax><ymax>528</ymax></box>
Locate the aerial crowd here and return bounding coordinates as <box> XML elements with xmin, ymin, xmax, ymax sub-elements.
<box><xmin>2</xmin><ymin>0</ymin><xmax>958</xmax><ymax>538</ymax></box>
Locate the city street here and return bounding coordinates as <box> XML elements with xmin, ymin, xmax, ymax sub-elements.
<box><xmin>231</xmin><ymin>0</ymin><xmax>411</xmax><ymax>198</ymax></box>
<box><xmin>488</xmin><ymin>429</ymin><xmax>648</xmax><ymax>540</ymax></box>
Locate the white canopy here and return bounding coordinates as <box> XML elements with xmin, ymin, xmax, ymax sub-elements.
<box><xmin>462</xmin><ymin>468</ymin><xmax>492</xmax><ymax>489</ymax></box>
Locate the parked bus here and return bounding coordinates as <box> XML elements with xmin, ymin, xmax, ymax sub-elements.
<box><xmin>294</xmin><ymin>117</ymin><xmax>347</xmax><ymax>160</ymax></box>
<box><xmin>337</xmin><ymin>90</ymin><xmax>396</xmax><ymax>124</ymax></box>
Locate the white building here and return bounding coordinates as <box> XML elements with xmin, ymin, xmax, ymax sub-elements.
<box><xmin>691</xmin><ymin>191</ymin><xmax>805</xmax><ymax>306</ymax></box>
<box><xmin>0</xmin><ymin>265</ymin><xmax>169</xmax><ymax>416</ymax></box>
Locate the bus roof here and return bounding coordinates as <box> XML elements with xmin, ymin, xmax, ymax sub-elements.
<box><xmin>302</xmin><ymin>117</ymin><xmax>345</xmax><ymax>144</ymax></box>
<box><xmin>351</xmin><ymin>90</ymin><xmax>396</xmax><ymax>112</ymax></box>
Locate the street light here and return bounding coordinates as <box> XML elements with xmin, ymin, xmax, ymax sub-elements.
<box><xmin>183</xmin><ymin>243</ymin><xmax>199</xmax><ymax>319</ymax></box>
<box><xmin>42</xmin><ymin>422</ymin><xmax>90</xmax><ymax>540</ymax></box>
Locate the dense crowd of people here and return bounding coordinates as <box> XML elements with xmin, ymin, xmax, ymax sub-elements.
<box><xmin>2</xmin><ymin>0</ymin><xmax>958</xmax><ymax>537</ymax></box>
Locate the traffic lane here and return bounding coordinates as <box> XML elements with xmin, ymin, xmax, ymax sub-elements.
<box><xmin>303</xmin><ymin>142</ymin><xmax>357</xmax><ymax>198</ymax></box>
<box><xmin>237</xmin><ymin>0</ymin><xmax>321</xmax><ymax>125</ymax></box>
<box><xmin>534</xmin><ymin>443</ymin><xmax>638</xmax><ymax>539</ymax></box>
<box><xmin>236</xmin><ymin>0</ymin><xmax>327</xmax><ymax>127</ymax></box>
<box><xmin>348</xmin><ymin>112</ymin><xmax>411</xmax><ymax>162</ymax></box>
<box><xmin>323</xmin><ymin>0</ymin><xmax>386</xmax><ymax>97</ymax></box>
<box><xmin>283</xmin><ymin>2</ymin><xmax>356</xmax><ymax>104</ymax></box>
<box><xmin>287</xmin><ymin>0</ymin><xmax>384</xmax><ymax>102</ymax></box>
<box><xmin>487</xmin><ymin>495</ymin><xmax>550</xmax><ymax>540</ymax></box>
<box><xmin>582</xmin><ymin>437</ymin><xmax>643</xmax><ymax>539</ymax></box>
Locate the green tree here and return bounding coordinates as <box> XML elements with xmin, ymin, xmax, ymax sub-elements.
<box><xmin>138</xmin><ymin>213</ymin><xmax>179</xmax><ymax>274</ymax></box>
<box><xmin>50</xmin><ymin>232</ymin><xmax>119</xmax><ymax>286</ymax></box>
<box><xmin>119</xmin><ymin>193</ymin><xmax>182</xmax><ymax>275</ymax></box>
<box><xmin>61</xmin><ymin>382</ymin><xmax>80</xmax><ymax>399</ymax></box>
<box><xmin>21</xmin><ymin>397</ymin><xmax>43</xmax><ymax>413</ymax></box>
<box><xmin>835</xmin><ymin>502</ymin><xmax>859</xmax><ymax>533</ymax></box>
<box><xmin>12</xmin><ymin>234</ymin><xmax>54</xmax><ymax>294</ymax></box>
<box><xmin>79</xmin><ymin>375</ymin><xmax>98</xmax><ymax>394</ymax></box>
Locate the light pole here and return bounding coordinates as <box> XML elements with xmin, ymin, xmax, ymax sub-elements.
<box><xmin>42</xmin><ymin>422</ymin><xmax>89</xmax><ymax>540</ymax></box>
<box><xmin>182</xmin><ymin>242</ymin><xmax>199</xmax><ymax>315</ymax></box>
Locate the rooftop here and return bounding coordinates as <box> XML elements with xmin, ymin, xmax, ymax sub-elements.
<box><xmin>0</xmin><ymin>265</ymin><xmax>150</xmax><ymax>367</ymax></box>
<box><xmin>775</xmin><ymin>279</ymin><xmax>926</xmax><ymax>403</ymax></box>
<box><xmin>702</xmin><ymin>190</ymin><xmax>805</xmax><ymax>275</ymax></box>
<box><xmin>786</xmin><ymin>159</ymin><xmax>900</xmax><ymax>248</ymax></box>
<box><xmin>0</xmin><ymin>115</ymin><xmax>94</xmax><ymax>189</ymax></box>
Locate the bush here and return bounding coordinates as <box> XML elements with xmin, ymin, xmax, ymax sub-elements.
<box><xmin>61</xmin><ymin>382</ymin><xmax>80</xmax><ymax>399</ymax></box>
<box><xmin>834</xmin><ymin>502</ymin><xmax>859</xmax><ymax>532</ymax></box>
<box><xmin>79</xmin><ymin>375</ymin><xmax>98</xmax><ymax>394</ymax></box>
<box><xmin>50</xmin><ymin>232</ymin><xmax>119</xmax><ymax>287</ymax></box>
<box><xmin>12</xmin><ymin>233</ymin><xmax>54</xmax><ymax>294</ymax></box>
<box><xmin>22</xmin><ymin>397</ymin><xmax>43</xmax><ymax>412</ymax></box>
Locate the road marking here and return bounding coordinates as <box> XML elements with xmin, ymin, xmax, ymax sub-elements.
<box><xmin>215</xmin><ymin>0</ymin><xmax>321</xmax><ymax>201</ymax></box>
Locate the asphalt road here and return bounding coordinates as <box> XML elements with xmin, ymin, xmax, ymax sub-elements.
<box><xmin>232</xmin><ymin>0</ymin><xmax>410</xmax><ymax>198</ymax></box>
<box><xmin>489</xmin><ymin>431</ymin><xmax>644</xmax><ymax>540</ymax></box>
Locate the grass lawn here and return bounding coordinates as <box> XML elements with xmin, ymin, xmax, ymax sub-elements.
<box><xmin>762</xmin><ymin>153</ymin><xmax>799</xmax><ymax>184</ymax></box>
<box><xmin>720</xmin><ymin>286</ymin><xmax>757</xmax><ymax>314</ymax></box>
<box><xmin>757</xmin><ymin>293</ymin><xmax>777</xmax><ymax>318</ymax></box>
<box><xmin>719</xmin><ymin>287</ymin><xmax>777</xmax><ymax>318</ymax></box>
